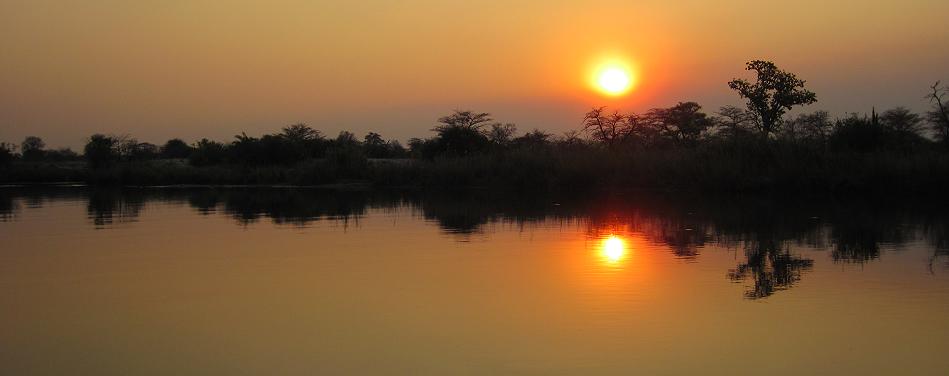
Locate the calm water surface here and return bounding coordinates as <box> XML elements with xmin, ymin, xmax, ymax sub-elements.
<box><xmin>2</xmin><ymin>187</ymin><xmax>949</xmax><ymax>375</ymax></box>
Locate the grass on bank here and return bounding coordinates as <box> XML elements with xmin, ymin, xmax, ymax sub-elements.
<box><xmin>4</xmin><ymin>143</ymin><xmax>949</xmax><ymax>194</ymax></box>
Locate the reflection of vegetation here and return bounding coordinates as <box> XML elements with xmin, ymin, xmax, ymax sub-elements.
<box><xmin>926</xmin><ymin>222</ymin><xmax>949</xmax><ymax>272</ymax></box>
<box><xmin>216</xmin><ymin>189</ymin><xmax>374</xmax><ymax>226</ymax></box>
<box><xmin>86</xmin><ymin>189</ymin><xmax>145</xmax><ymax>228</ymax></box>
<box><xmin>727</xmin><ymin>240</ymin><xmax>814</xmax><ymax>299</ymax></box>
<box><xmin>3</xmin><ymin>187</ymin><xmax>949</xmax><ymax>298</ymax></box>
<box><xmin>0</xmin><ymin>190</ymin><xmax>19</xmax><ymax>221</ymax></box>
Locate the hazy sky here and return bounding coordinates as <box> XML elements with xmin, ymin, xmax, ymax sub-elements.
<box><xmin>2</xmin><ymin>0</ymin><xmax>948</xmax><ymax>148</ymax></box>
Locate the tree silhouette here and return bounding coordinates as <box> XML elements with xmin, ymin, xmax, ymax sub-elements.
<box><xmin>332</xmin><ymin>131</ymin><xmax>361</xmax><ymax>151</ymax></box>
<box><xmin>715</xmin><ymin>105</ymin><xmax>756</xmax><ymax>138</ymax></box>
<box><xmin>160</xmin><ymin>139</ymin><xmax>193</xmax><ymax>159</ymax></box>
<box><xmin>434</xmin><ymin>110</ymin><xmax>493</xmax><ymax>132</ymax></box>
<box><xmin>512</xmin><ymin>129</ymin><xmax>552</xmax><ymax>150</ymax></box>
<box><xmin>927</xmin><ymin>81</ymin><xmax>949</xmax><ymax>145</ymax></box>
<box><xmin>487</xmin><ymin>123</ymin><xmax>518</xmax><ymax>146</ymax></box>
<box><xmin>189</xmin><ymin>139</ymin><xmax>227</xmax><ymax>166</ymax></box>
<box><xmin>782</xmin><ymin>111</ymin><xmax>832</xmax><ymax>141</ymax></box>
<box><xmin>880</xmin><ymin>107</ymin><xmax>923</xmax><ymax>134</ymax></box>
<box><xmin>363</xmin><ymin>132</ymin><xmax>390</xmax><ymax>158</ymax></box>
<box><xmin>281</xmin><ymin>123</ymin><xmax>325</xmax><ymax>160</ymax></box>
<box><xmin>20</xmin><ymin>136</ymin><xmax>46</xmax><ymax>161</ymax></box>
<box><xmin>644</xmin><ymin>102</ymin><xmax>713</xmax><ymax>146</ymax></box>
<box><xmin>430</xmin><ymin>110</ymin><xmax>493</xmax><ymax>156</ymax></box>
<box><xmin>582</xmin><ymin>107</ymin><xmax>629</xmax><ymax>148</ymax></box>
<box><xmin>84</xmin><ymin>134</ymin><xmax>119</xmax><ymax>168</ymax></box>
<box><xmin>281</xmin><ymin>123</ymin><xmax>322</xmax><ymax>142</ymax></box>
<box><xmin>0</xmin><ymin>142</ymin><xmax>14</xmax><ymax>167</ymax></box>
<box><xmin>728</xmin><ymin>60</ymin><xmax>817</xmax><ymax>137</ymax></box>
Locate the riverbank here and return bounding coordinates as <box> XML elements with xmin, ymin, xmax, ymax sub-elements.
<box><xmin>3</xmin><ymin>146</ymin><xmax>949</xmax><ymax>194</ymax></box>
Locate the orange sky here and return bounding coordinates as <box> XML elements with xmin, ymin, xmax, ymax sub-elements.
<box><xmin>2</xmin><ymin>0</ymin><xmax>948</xmax><ymax>148</ymax></box>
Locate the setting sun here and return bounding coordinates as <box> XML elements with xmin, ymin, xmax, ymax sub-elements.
<box><xmin>597</xmin><ymin>68</ymin><xmax>631</xmax><ymax>95</ymax></box>
<box><xmin>591</xmin><ymin>61</ymin><xmax>635</xmax><ymax>96</ymax></box>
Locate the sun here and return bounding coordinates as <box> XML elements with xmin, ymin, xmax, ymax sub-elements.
<box><xmin>597</xmin><ymin>68</ymin><xmax>631</xmax><ymax>95</ymax></box>
<box><xmin>592</xmin><ymin>62</ymin><xmax>634</xmax><ymax>96</ymax></box>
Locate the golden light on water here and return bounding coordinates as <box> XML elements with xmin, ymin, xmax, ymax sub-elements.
<box><xmin>601</xmin><ymin>235</ymin><xmax>627</xmax><ymax>263</ymax></box>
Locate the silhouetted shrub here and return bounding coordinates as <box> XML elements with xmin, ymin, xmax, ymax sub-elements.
<box><xmin>189</xmin><ymin>139</ymin><xmax>227</xmax><ymax>166</ymax></box>
<box><xmin>84</xmin><ymin>134</ymin><xmax>119</xmax><ymax>168</ymax></box>
<box><xmin>44</xmin><ymin>148</ymin><xmax>80</xmax><ymax>162</ymax></box>
<box><xmin>281</xmin><ymin>123</ymin><xmax>327</xmax><ymax>159</ymax></box>
<box><xmin>512</xmin><ymin>129</ymin><xmax>552</xmax><ymax>150</ymax></box>
<box><xmin>124</xmin><ymin>141</ymin><xmax>159</xmax><ymax>161</ymax></box>
<box><xmin>408</xmin><ymin>137</ymin><xmax>440</xmax><ymax>160</ymax></box>
<box><xmin>432</xmin><ymin>126</ymin><xmax>490</xmax><ymax>156</ymax></box>
<box><xmin>20</xmin><ymin>136</ymin><xmax>46</xmax><ymax>162</ymax></box>
<box><xmin>0</xmin><ymin>142</ymin><xmax>14</xmax><ymax>168</ymax></box>
<box><xmin>260</xmin><ymin>134</ymin><xmax>301</xmax><ymax>165</ymax></box>
<box><xmin>160</xmin><ymin>139</ymin><xmax>193</xmax><ymax>159</ymax></box>
<box><xmin>781</xmin><ymin>111</ymin><xmax>832</xmax><ymax>142</ymax></box>
<box><xmin>326</xmin><ymin>144</ymin><xmax>368</xmax><ymax>178</ymax></box>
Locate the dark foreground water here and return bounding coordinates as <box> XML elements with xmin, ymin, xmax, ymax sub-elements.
<box><xmin>1</xmin><ymin>187</ymin><xmax>948</xmax><ymax>375</ymax></box>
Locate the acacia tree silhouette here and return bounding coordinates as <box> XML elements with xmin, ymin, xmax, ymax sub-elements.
<box><xmin>582</xmin><ymin>107</ymin><xmax>629</xmax><ymax>148</ymax></box>
<box><xmin>728</xmin><ymin>60</ymin><xmax>817</xmax><ymax>137</ymax></box>
<box><xmin>715</xmin><ymin>105</ymin><xmax>757</xmax><ymax>139</ymax></box>
<box><xmin>432</xmin><ymin>110</ymin><xmax>494</xmax><ymax>156</ymax></box>
<box><xmin>643</xmin><ymin>101</ymin><xmax>713</xmax><ymax>147</ymax></box>
<box><xmin>434</xmin><ymin>110</ymin><xmax>493</xmax><ymax>132</ymax></box>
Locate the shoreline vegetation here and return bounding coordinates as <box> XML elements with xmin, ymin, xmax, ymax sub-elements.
<box><xmin>3</xmin><ymin>61</ymin><xmax>949</xmax><ymax>194</ymax></box>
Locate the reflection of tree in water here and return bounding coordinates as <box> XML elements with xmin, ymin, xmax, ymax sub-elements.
<box><xmin>187</xmin><ymin>189</ymin><xmax>220</xmax><ymax>215</ymax></box>
<box><xmin>727</xmin><ymin>239</ymin><xmax>814</xmax><ymax>299</ymax></box>
<box><xmin>218</xmin><ymin>189</ymin><xmax>373</xmax><ymax>226</ymax></box>
<box><xmin>86</xmin><ymin>189</ymin><xmax>146</xmax><ymax>228</ymax></box>
<box><xmin>926</xmin><ymin>222</ymin><xmax>949</xmax><ymax>271</ymax></box>
<box><xmin>831</xmin><ymin>226</ymin><xmax>882</xmax><ymax>264</ymax></box>
<box><xmin>0</xmin><ymin>191</ymin><xmax>19</xmax><ymax>221</ymax></box>
<box><xmin>411</xmin><ymin>191</ymin><xmax>561</xmax><ymax>236</ymax></box>
<box><xmin>4</xmin><ymin>186</ymin><xmax>949</xmax><ymax>296</ymax></box>
<box><xmin>828</xmin><ymin>204</ymin><xmax>916</xmax><ymax>264</ymax></box>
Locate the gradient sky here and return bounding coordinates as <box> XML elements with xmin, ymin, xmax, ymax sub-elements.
<box><xmin>2</xmin><ymin>0</ymin><xmax>948</xmax><ymax>148</ymax></box>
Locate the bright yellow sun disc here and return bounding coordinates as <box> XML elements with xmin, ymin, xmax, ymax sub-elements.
<box><xmin>597</xmin><ymin>68</ymin><xmax>631</xmax><ymax>95</ymax></box>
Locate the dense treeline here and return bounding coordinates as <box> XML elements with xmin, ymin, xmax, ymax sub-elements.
<box><xmin>2</xmin><ymin>60</ymin><xmax>949</xmax><ymax>192</ymax></box>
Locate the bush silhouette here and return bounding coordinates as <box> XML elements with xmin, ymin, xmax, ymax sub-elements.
<box><xmin>84</xmin><ymin>134</ymin><xmax>119</xmax><ymax>168</ymax></box>
<box><xmin>0</xmin><ymin>143</ymin><xmax>14</xmax><ymax>167</ymax></box>
<box><xmin>160</xmin><ymin>139</ymin><xmax>193</xmax><ymax>159</ymax></box>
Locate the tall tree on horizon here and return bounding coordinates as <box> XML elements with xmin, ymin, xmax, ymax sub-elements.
<box><xmin>728</xmin><ymin>60</ymin><xmax>817</xmax><ymax>138</ymax></box>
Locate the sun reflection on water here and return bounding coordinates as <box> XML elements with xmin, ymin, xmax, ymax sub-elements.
<box><xmin>600</xmin><ymin>235</ymin><xmax>627</xmax><ymax>264</ymax></box>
